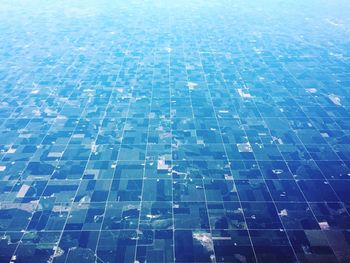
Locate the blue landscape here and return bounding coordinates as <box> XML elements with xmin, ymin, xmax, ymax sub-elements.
<box><xmin>0</xmin><ymin>0</ymin><xmax>350</xmax><ymax>262</ymax></box>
